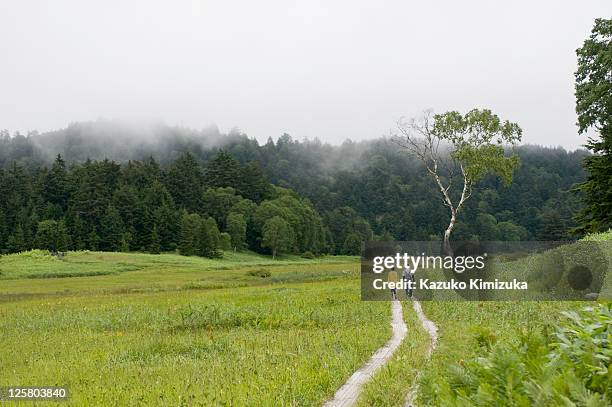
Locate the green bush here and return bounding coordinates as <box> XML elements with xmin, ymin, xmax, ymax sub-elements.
<box><xmin>219</xmin><ymin>232</ymin><xmax>232</xmax><ymax>251</ymax></box>
<box><xmin>247</xmin><ymin>269</ymin><xmax>271</xmax><ymax>278</ymax></box>
<box><xmin>301</xmin><ymin>251</ymin><xmax>316</xmax><ymax>259</ymax></box>
<box><xmin>582</xmin><ymin>229</ymin><xmax>612</xmax><ymax>242</ymax></box>
<box><xmin>423</xmin><ymin>303</ymin><xmax>611</xmax><ymax>406</ymax></box>
<box><xmin>552</xmin><ymin>304</ymin><xmax>611</xmax><ymax>395</ymax></box>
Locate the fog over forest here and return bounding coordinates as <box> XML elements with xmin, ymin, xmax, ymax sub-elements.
<box><xmin>0</xmin><ymin>119</ymin><xmax>589</xmax><ymax>255</ymax></box>
<box><xmin>0</xmin><ymin>119</ymin><xmax>590</xmax><ymax>168</ymax></box>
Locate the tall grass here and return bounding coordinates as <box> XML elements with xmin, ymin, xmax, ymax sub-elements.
<box><xmin>0</xmin><ymin>252</ymin><xmax>388</xmax><ymax>406</ymax></box>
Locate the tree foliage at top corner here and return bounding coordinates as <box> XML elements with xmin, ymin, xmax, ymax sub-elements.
<box><xmin>574</xmin><ymin>18</ymin><xmax>612</xmax><ymax>234</ymax></box>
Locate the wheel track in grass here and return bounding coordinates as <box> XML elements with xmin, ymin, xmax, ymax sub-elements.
<box><xmin>322</xmin><ymin>300</ymin><xmax>407</xmax><ymax>407</ymax></box>
<box><xmin>404</xmin><ymin>299</ymin><xmax>438</xmax><ymax>407</ymax></box>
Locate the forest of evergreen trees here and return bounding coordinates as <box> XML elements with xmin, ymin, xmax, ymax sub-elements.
<box><xmin>0</xmin><ymin>121</ymin><xmax>589</xmax><ymax>256</ymax></box>
<box><xmin>0</xmin><ymin>151</ymin><xmax>326</xmax><ymax>257</ymax></box>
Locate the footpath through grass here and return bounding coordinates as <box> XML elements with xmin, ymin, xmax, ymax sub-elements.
<box><xmin>356</xmin><ymin>231</ymin><xmax>611</xmax><ymax>407</ymax></box>
<box><xmin>0</xmin><ymin>250</ymin><xmax>390</xmax><ymax>406</ymax></box>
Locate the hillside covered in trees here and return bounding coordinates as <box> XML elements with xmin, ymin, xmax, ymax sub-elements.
<box><xmin>0</xmin><ymin>121</ymin><xmax>589</xmax><ymax>256</ymax></box>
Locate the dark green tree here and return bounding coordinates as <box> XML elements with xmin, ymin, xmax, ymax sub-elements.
<box><xmin>99</xmin><ymin>206</ymin><xmax>124</xmax><ymax>251</ymax></box>
<box><xmin>35</xmin><ymin>219</ymin><xmax>69</xmax><ymax>252</ymax></box>
<box><xmin>122</xmin><ymin>158</ymin><xmax>161</xmax><ymax>190</ymax></box>
<box><xmin>476</xmin><ymin>213</ymin><xmax>499</xmax><ymax>241</ymax></box>
<box><xmin>497</xmin><ymin>221</ymin><xmax>527</xmax><ymax>241</ymax></box>
<box><xmin>6</xmin><ymin>224</ymin><xmax>26</xmax><ymax>253</ymax></box>
<box><xmin>324</xmin><ymin>207</ymin><xmax>372</xmax><ymax>254</ymax></box>
<box><xmin>178</xmin><ymin>212</ymin><xmax>200</xmax><ymax>256</ymax></box>
<box><xmin>68</xmin><ymin>213</ymin><xmax>88</xmax><ymax>250</ymax></box>
<box><xmin>0</xmin><ymin>208</ymin><xmax>6</xmax><ymax>251</ymax></box>
<box><xmin>537</xmin><ymin>212</ymin><xmax>568</xmax><ymax>241</ymax></box>
<box><xmin>219</xmin><ymin>232</ymin><xmax>232</xmax><ymax>251</ymax></box>
<box><xmin>88</xmin><ymin>227</ymin><xmax>100</xmax><ymax>251</ymax></box>
<box><xmin>342</xmin><ymin>232</ymin><xmax>362</xmax><ymax>255</ymax></box>
<box><xmin>152</xmin><ymin>202</ymin><xmax>179</xmax><ymax>251</ymax></box>
<box><xmin>112</xmin><ymin>185</ymin><xmax>147</xmax><ymax>250</ymax></box>
<box><xmin>200</xmin><ymin>217</ymin><xmax>221</xmax><ymax>258</ymax></box>
<box><xmin>42</xmin><ymin>154</ymin><xmax>69</xmax><ymax>211</ymax></box>
<box><xmin>149</xmin><ymin>225</ymin><xmax>161</xmax><ymax>254</ymax></box>
<box><xmin>69</xmin><ymin>159</ymin><xmax>119</xmax><ymax>233</ymax></box>
<box><xmin>120</xmin><ymin>232</ymin><xmax>132</xmax><ymax>252</ymax></box>
<box><xmin>201</xmin><ymin>187</ymin><xmax>242</xmax><ymax>229</ymax></box>
<box><xmin>238</xmin><ymin>161</ymin><xmax>274</xmax><ymax>203</ymax></box>
<box><xmin>204</xmin><ymin>150</ymin><xmax>241</xmax><ymax>189</ymax></box>
<box><xmin>574</xmin><ymin>18</ymin><xmax>612</xmax><ymax>233</ymax></box>
<box><xmin>165</xmin><ymin>152</ymin><xmax>203</xmax><ymax>212</ymax></box>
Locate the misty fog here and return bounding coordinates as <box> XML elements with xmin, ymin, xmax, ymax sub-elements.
<box><xmin>1</xmin><ymin>1</ymin><xmax>609</xmax><ymax>150</ymax></box>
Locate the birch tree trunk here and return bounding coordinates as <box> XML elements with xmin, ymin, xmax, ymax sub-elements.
<box><xmin>443</xmin><ymin>212</ymin><xmax>456</xmax><ymax>256</ymax></box>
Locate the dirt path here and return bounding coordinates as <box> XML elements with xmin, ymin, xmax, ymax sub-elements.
<box><xmin>323</xmin><ymin>300</ymin><xmax>408</xmax><ymax>407</ymax></box>
<box><xmin>404</xmin><ymin>299</ymin><xmax>438</xmax><ymax>407</ymax></box>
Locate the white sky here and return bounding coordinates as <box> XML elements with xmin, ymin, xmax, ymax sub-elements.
<box><xmin>0</xmin><ymin>0</ymin><xmax>609</xmax><ymax>149</ymax></box>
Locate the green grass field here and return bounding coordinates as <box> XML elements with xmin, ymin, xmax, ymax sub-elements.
<box><xmin>0</xmin><ymin>250</ymin><xmax>391</xmax><ymax>406</ymax></box>
<box><xmin>1</xmin><ymin>235</ymin><xmax>609</xmax><ymax>406</ymax></box>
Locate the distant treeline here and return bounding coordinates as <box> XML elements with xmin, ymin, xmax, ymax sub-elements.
<box><xmin>0</xmin><ymin>121</ymin><xmax>588</xmax><ymax>256</ymax></box>
<box><xmin>0</xmin><ymin>152</ymin><xmax>327</xmax><ymax>257</ymax></box>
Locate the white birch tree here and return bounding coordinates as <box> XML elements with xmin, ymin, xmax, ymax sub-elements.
<box><xmin>392</xmin><ymin>109</ymin><xmax>522</xmax><ymax>253</ymax></box>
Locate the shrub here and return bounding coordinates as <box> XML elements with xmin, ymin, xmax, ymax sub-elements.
<box><xmin>301</xmin><ymin>251</ymin><xmax>315</xmax><ymax>259</ymax></box>
<box><xmin>247</xmin><ymin>269</ymin><xmax>271</xmax><ymax>278</ymax></box>
<box><xmin>219</xmin><ymin>232</ymin><xmax>232</xmax><ymax>251</ymax></box>
<box><xmin>582</xmin><ymin>229</ymin><xmax>612</xmax><ymax>241</ymax></box>
<box><xmin>423</xmin><ymin>304</ymin><xmax>611</xmax><ymax>406</ymax></box>
<box><xmin>552</xmin><ymin>304</ymin><xmax>611</xmax><ymax>395</ymax></box>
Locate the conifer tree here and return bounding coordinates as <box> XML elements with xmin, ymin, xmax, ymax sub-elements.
<box><xmin>195</xmin><ymin>217</ymin><xmax>221</xmax><ymax>258</ymax></box>
<box><xmin>149</xmin><ymin>225</ymin><xmax>161</xmax><ymax>254</ymax></box>
<box><xmin>178</xmin><ymin>212</ymin><xmax>200</xmax><ymax>256</ymax></box>
<box><xmin>112</xmin><ymin>185</ymin><xmax>146</xmax><ymax>249</ymax></box>
<box><xmin>42</xmin><ymin>154</ymin><xmax>69</xmax><ymax>211</ymax></box>
<box><xmin>6</xmin><ymin>224</ymin><xmax>25</xmax><ymax>253</ymax></box>
<box><xmin>204</xmin><ymin>150</ymin><xmax>240</xmax><ymax>189</ymax></box>
<box><xmin>99</xmin><ymin>205</ymin><xmax>124</xmax><ymax>251</ymax></box>
<box><xmin>120</xmin><ymin>232</ymin><xmax>132</xmax><ymax>252</ymax></box>
<box><xmin>0</xmin><ymin>208</ymin><xmax>6</xmax><ymax>251</ymax></box>
<box><xmin>238</xmin><ymin>161</ymin><xmax>274</xmax><ymax>203</ymax></box>
<box><xmin>88</xmin><ymin>227</ymin><xmax>100</xmax><ymax>251</ymax></box>
<box><xmin>537</xmin><ymin>212</ymin><xmax>568</xmax><ymax>241</ymax></box>
<box><xmin>153</xmin><ymin>202</ymin><xmax>178</xmax><ymax>251</ymax></box>
<box><xmin>195</xmin><ymin>219</ymin><xmax>211</xmax><ymax>257</ymax></box>
<box><xmin>35</xmin><ymin>219</ymin><xmax>69</xmax><ymax>252</ymax></box>
<box><xmin>69</xmin><ymin>212</ymin><xmax>88</xmax><ymax>250</ymax></box>
<box><xmin>165</xmin><ymin>152</ymin><xmax>203</xmax><ymax>212</ymax></box>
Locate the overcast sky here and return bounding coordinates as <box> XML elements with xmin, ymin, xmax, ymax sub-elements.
<box><xmin>0</xmin><ymin>1</ymin><xmax>609</xmax><ymax>149</ymax></box>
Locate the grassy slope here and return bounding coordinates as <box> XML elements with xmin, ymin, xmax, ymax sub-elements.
<box><xmin>0</xmin><ymin>250</ymin><xmax>390</xmax><ymax>406</ymax></box>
